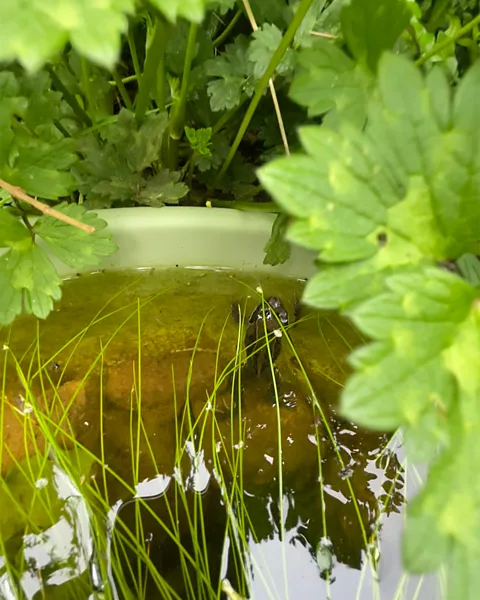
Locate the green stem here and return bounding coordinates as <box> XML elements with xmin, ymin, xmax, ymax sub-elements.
<box><xmin>213</xmin><ymin>8</ymin><xmax>242</xmax><ymax>47</ymax></box>
<box><xmin>109</xmin><ymin>74</ymin><xmax>138</xmax><ymax>86</ymax></box>
<box><xmin>112</xmin><ymin>68</ymin><xmax>133</xmax><ymax>111</ymax></box>
<box><xmin>135</xmin><ymin>18</ymin><xmax>166</xmax><ymax>123</ymax></box>
<box><xmin>81</xmin><ymin>57</ymin><xmax>95</xmax><ymax>122</ymax></box>
<box><xmin>207</xmin><ymin>200</ymin><xmax>277</xmax><ymax>211</ymax></box>
<box><xmin>215</xmin><ymin>0</ymin><xmax>316</xmax><ymax>183</ymax></box>
<box><xmin>127</xmin><ymin>29</ymin><xmax>142</xmax><ymax>82</ymax></box>
<box><xmin>45</xmin><ymin>65</ymin><xmax>92</xmax><ymax>127</ymax></box>
<box><xmin>211</xmin><ymin>95</ymin><xmax>248</xmax><ymax>135</ymax></box>
<box><xmin>416</xmin><ymin>13</ymin><xmax>480</xmax><ymax>66</ymax></box>
<box><xmin>167</xmin><ymin>22</ymin><xmax>199</xmax><ymax>170</ymax></box>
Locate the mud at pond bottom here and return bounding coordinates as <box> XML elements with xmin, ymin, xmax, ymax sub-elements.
<box><xmin>0</xmin><ymin>269</ymin><xmax>406</xmax><ymax>599</ymax></box>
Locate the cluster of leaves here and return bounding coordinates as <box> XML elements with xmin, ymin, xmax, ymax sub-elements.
<box><xmin>259</xmin><ymin>0</ymin><xmax>480</xmax><ymax>598</ymax></box>
<box><xmin>1</xmin><ymin>1</ymin><xmax>480</xmax><ymax>594</ymax></box>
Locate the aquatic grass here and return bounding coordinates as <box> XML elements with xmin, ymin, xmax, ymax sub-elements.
<box><xmin>0</xmin><ymin>274</ymin><xmax>417</xmax><ymax>600</ymax></box>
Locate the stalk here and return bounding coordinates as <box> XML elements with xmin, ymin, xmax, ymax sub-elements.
<box><xmin>135</xmin><ymin>18</ymin><xmax>166</xmax><ymax>123</ymax></box>
<box><xmin>81</xmin><ymin>57</ymin><xmax>95</xmax><ymax>121</ymax></box>
<box><xmin>416</xmin><ymin>13</ymin><xmax>480</xmax><ymax>66</ymax></box>
<box><xmin>167</xmin><ymin>22</ymin><xmax>199</xmax><ymax>170</ymax></box>
<box><xmin>112</xmin><ymin>68</ymin><xmax>133</xmax><ymax>111</ymax></box>
<box><xmin>215</xmin><ymin>0</ymin><xmax>316</xmax><ymax>183</ymax></box>
<box><xmin>45</xmin><ymin>65</ymin><xmax>92</xmax><ymax>127</ymax></box>
<box><xmin>213</xmin><ymin>8</ymin><xmax>242</xmax><ymax>48</ymax></box>
<box><xmin>127</xmin><ymin>28</ymin><xmax>142</xmax><ymax>82</ymax></box>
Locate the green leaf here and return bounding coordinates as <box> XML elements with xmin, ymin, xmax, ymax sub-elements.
<box><xmin>247</xmin><ymin>24</ymin><xmax>295</xmax><ymax>79</ymax></box>
<box><xmin>0</xmin><ymin>0</ymin><xmax>135</xmax><ymax>71</ymax></box>
<box><xmin>149</xmin><ymin>0</ymin><xmax>209</xmax><ymax>23</ymax></box>
<box><xmin>263</xmin><ymin>213</ymin><xmax>291</xmax><ymax>266</ymax></box>
<box><xmin>185</xmin><ymin>126</ymin><xmax>212</xmax><ymax>156</ymax></box>
<box><xmin>289</xmin><ymin>39</ymin><xmax>372</xmax><ymax>128</ymax></box>
<box><xmin>205</xmin><ymin>36</ymin><xmax>254</xmax><ymax>112</ymax></box>
<box><xmin>260</xmin><ymin>55</ymin><xmax>480</xmax><ymax>308</ymax></box>
<box><xmin>0</xmin><ymin>210</ymin><xmax>32</xmax><ymax>251</ymax></box>
<box><xmin>457</xmin><ymin>254</ymin><xmax>480</xmax><ymax>286</ymax></box>
<box><xmin>73</xmin><ymin>110</ymin><xmax>177</xmax><ymax>207</ymax></box>
<box><xmin>137</xmin><ymin>171</ymin><xmax>189</xmax><ymax>207</ymax></box>
<box><xmin>0</xmin><ymin>244</ymin><xmax>62</xmax><ymax>323</ymax></box>
<box><xmin>34</xmin><ymin>203</ymin><xmax>117</xmax><ymax>270</ymax></box>
<box><xmin>342</xmin><ymin>267</ymin><xmax>471</xmax><ymax>431</ymax></box>
<box><xmin>341</xmin><ymin>0</ymin><xmax>411</xmax><ymax>72</ymax></box>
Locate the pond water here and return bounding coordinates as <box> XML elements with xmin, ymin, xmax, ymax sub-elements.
<box><xmin>0</xmin><ymin>269</ymin><xmax>439</xmax><ymax>600</ymax></box>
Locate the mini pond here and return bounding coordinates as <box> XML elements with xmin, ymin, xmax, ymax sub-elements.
<box><xmin>0</xmin><ymin>268</ymin><xmax>436</xmax><ymax>600</ymax></box>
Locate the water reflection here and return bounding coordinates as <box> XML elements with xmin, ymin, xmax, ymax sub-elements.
<box><xmin>0</xmin><ymin>270</ymin><xmax>436</xmax><ymax>599</ymax></box>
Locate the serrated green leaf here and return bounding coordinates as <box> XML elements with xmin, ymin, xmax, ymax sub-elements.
<box><xmin>341</xmin><ymin>267</ymin><xmax>470</xmax><ymax>430</ymax></box>
<box><xmin>247</xmin><ymin>24</ymin><xmax>295</xmax><ymax>80</ymax></box>
<box><xmin>341</xmin><ymin>0</ymin><xmax>411</xmax><ymax>72</ymax></box>
<box><xmin>0</xmin><ymin>210</ymin><xmax>32</xmax><ymax>251</ymax></box>
<box><xmin>73</xmin><ymin>110</ymin><xmax>180</xmax><ymax>207</ymax></box>
<box><xmin>185</xmin><ymin>126</ymin><xmax>212</xmax><ymax>156</ymax></box>
<box><xmin>137</xmin><ymin>171</ymin><xmax>189</xmax><ymax>207</ymax></box>
<box><xmin>260</xmin><ymin>54</ymin><xmax>480</xmax><ymax>308</ymax></box>
<box><xmin>289</xmin><ymin>39</ymin><xmax>372</xmax><ymax>128</ymax></box>
<box><xmin>34</xmin><ymin>203</ymin><xmax>117</xmax><ymax>270</ymax></box>
<box><xmin>205</xmin><ymin>36</ymin><xmax>254</xmax><ymax>111</ymax></box>
<box><xmin>263</xmin><ymin>213</ymin><xmax>291</xmax><ymax>266</ymax></box>
<box><xmin>0</xmin><ymin>0</ymin><xmax>135</xmax><ymax>71</ymax></box>
<box><xmin>0</xmin><ymin>244</ymin><xmax>62</xmax><ymax>323</ymax></box>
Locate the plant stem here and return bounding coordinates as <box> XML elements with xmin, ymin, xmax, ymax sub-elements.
<box><xmin>216</xmin><ymin>0</ymin><xmax>315</xmax><ymax>183</ymax></box>
<box><xmin>416</xmin><ymin>13</ymin><xmax>480</xmax><ymax>66</ymax></box>
<box><xmin>213</xmin><ymin>8</ymin><xmax>242</xmax><ymax>47</ymax></box>
<box><xmin>167</xmin><ymin>22</ymin><xmax>199</xmax><ymax>170</ymax></box>
<box><xmin>127</xmin><ymin>29</ymin><xmax>142</xmax><ymax>82</ymax></box>
<box><xmin>81</xmin><ymin>57</ymin><xmax>95</xmax><ymax>121</ymax></box>
<box><xmin>45</xmin><ymin>65</ymin><xmax>92</xmax><ymax>127</ymax></box>
<box><xmin>109</xmin><ymin>74</ymin><xmax>138</xmax><ymax>86</ymax></box>
<box><xmin>112</xmin><ymin>68</ymin><xmax>133</xmax><ymax>111</ymax></box>
<box><xmin>211</xmin><ymin>96</ymin><xmax>248</xmax><ymax>135</ymax></box>
<box><xmin>0</xmin><ymin>179</ymin><xmax>95</xmax><ymax>232</ymax></box>
<box><xmin>135</xmin><ymin>18</ymin><xmax>166</xmax><ymax>123</ymax></box>
<box><xmin>207</xmin><ymin>199</ymin><xmax>277</xmax><ymax>211</ymax></box>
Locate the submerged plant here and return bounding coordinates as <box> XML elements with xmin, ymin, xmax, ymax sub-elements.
<box><xmin>0</xmin><ymin>274</ymin><xmax>409</xmax><ymax>599</ymax></box>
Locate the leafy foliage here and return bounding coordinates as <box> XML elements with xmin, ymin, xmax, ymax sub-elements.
<box><xmin>259</xmin><ymin>26</ymin><xmax>480</xmax><ymax>600</ymax></box>
<box><xmin>0</xmin><ymin>0</ymin><xmax>135</xmax><ymax>71</ymax></box>
<box><xmin>1</xmin><ymin>1</ymin><xmax>480</xmax><ymax>594</ymax></box>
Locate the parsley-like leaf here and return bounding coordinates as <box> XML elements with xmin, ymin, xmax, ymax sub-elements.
<box><xmin>247</xmin><ymin>24</ymin><xmax>295</xmax><ymax>79</ymax></box>
<box><xmin>0</xmin><ymin>244</ymin><xmax>62</xmax><ymax>323</ymax></box>
<box><xmin>205</xmin><ymin>36</ymin><xmax>254</xmax><ymax>111</ymax></box>
<box><xmin>73</xmin><ymin>109</ymin><xmax>185</xmax><ymax>207</ymax></box>
<box><xmin>289</xmin><ymin>38</ymin><xmax>372</xmax><ymax>128</ymax></box>
<box><xmin>34</xmin><ymin>203</ymin><xmax>118</xmax><ymax>269</ymax></box>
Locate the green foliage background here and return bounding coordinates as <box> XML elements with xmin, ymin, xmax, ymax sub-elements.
<box><xmin>1</xmin><ymin>0</ymin><xmax>480</xmax><ymax>597</ymax></box>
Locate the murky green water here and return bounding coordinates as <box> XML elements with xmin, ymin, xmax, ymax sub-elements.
<box><xmin>0</xmin><ymin>269</ymin><xmax>436</xmax><ymax>599</ymax></box>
